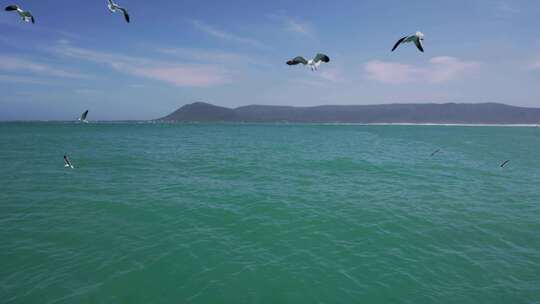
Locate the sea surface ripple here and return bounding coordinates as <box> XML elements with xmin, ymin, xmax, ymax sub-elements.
<box><xmin>1</xmin><ymin>123</ymin><xmax>539</xmax><ymax>303</ymax></box>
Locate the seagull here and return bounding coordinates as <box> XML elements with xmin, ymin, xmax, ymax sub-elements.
<box><xmin>500</xmin><ymin>160</ymin><xmax>510</xmax><ymax>168</ymax></box>
<box><xmin>107</xmin><ymin>0</ymin><xmax>130</xmax><ymax>23</ymax></box>
<box><xmin>430</xmin><ymin>149</ymin><xmax>441</xmax><ymax>157</ymax></box>
<box><xmin>64</xmin><ymin>154</ymin><xmax>74</xmax><ymax>169</ymax></box>
<box><xmin>392</xmin><ymin>32</ymin><xmax>424</xmax><ymax>53</ymax></box>
<box><xmin>287</xmin><ymin>53</ymin><xmax>330</xmax><ymax>71</ymax></box>
<box><xmin>4</xmin><ymin>5</ymin><xmax>35</xmax><ymax>24</ymax></box>
<box><xmin>78</xmin><ymin>110</ymin><xmax>89</xmax><ymax>123</ymax></box>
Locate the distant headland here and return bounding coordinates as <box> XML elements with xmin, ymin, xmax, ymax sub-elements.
<box><xmin>158</xmin><ymin>102</ymin><xmax>540</xmax><ymax>124</ymax></box>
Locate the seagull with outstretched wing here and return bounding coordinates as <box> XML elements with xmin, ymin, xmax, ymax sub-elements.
<box><xmin>392</xmin><ymin>32</ymin><xmax>424</xmax><ymax>53</ymax></box>
<box><xmin>107</xmin><ymin>0</ymin><xmax>130</xmax><ymax>23</ymax></box>
<box><xmin>64</xmin><ymin>154</ymin><xmax>74</xmax><ymax>169</ymax></box>
<box><xmin>4</xmin><ymin>5</ymin><xmax>34</xmax><ymax>24</ymax></box>
<box><xmin>78</xmin><ymin>110</ymin><xmax>89</xmax><ymax>123</ymax></box>
<box><xmin>287</xmin><ymin>53</ymin><xmax>330</xmax><ymax>71</ymax></box>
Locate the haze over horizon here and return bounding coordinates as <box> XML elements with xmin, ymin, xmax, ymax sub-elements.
<box><xmin>1</xmin><ymin>0</ymin><xmax>540</xmax><ymax>121</ymax></box>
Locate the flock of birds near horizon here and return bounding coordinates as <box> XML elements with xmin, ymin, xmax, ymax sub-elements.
<box><xmin>5</xmin><ymin>2</ymin><xmax>512</xmax><ymax>170</ymax></box>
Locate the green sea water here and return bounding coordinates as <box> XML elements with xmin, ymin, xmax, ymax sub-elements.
<box><xmin>1</xmin><ymin>122</ymin><xmax>539</xmax><ymax>303</ymax></box>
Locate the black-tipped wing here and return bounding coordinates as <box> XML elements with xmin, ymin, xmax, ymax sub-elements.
<box><xmin>314</xmin><ymin>53</ymin><xmax>330</xmax><ymax>63</ymax></box>
<box><xmin>287</xmin><ymin>56</ymin><xmax>308</xmax><ymax>65</ymax></box>
<box><xmin>30</xmin><ymin>15</ymin><xmax>35</xmax><ymax>24</ymax></box>
<box><xmin>414</xmin><ymin>38</ymin><xmax>424</xmax><ymax>52</ymax></box>
<box><xmin>500</xmin><ymin>160</ymin><xmax>510</xmax><ymax>168</ymax></box>
<box><xmin>430</xmin><ymin>149</ymin><xmax>440</xmax><ymax>157</ymax></box>
<box><xmin>119</xmin><ymin>8</ymin><xmax>129</xmax><ymax>23</ymax></box>
<box><xmin>392</xmin><ymin>36</ymin><xmax>407</xmax><ymax>52</ymax></box>
<box><xmin>64</xmin><ymin>155</ymin><xmax>71</xmax><ymax>166</ymax></box>
<box><xmin>81</xmin><ymin>110</ymin><xmax>88</xmax><ymax>120</ymax></box>
<box><xmin>5</xmin><ymin>5</ymin><xmax>18</xmax><ymax>11</ymax></box>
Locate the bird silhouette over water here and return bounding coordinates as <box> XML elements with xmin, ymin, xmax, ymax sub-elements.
<box><xmin>430</xmin><ymin>149</ymin><xmax>441</xmax><ymax>157</ymax></box>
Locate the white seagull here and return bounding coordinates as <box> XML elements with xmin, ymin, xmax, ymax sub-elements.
<box><xmin>4</xmin><ymin>5</ymin><xmax>34</xmax><ymax>24</ymax></box>
<box><xmin>107</xmin><ymin>0</ymin><xmax>130</xmax><ymax>23</ymax></box>
<box><xmin>392</xmin><ymin>32</ymin><xmax>424</xmax><ymax>53</ymax></box>
<box><xmin>287</xmin><ymin>53</ymin><xmax>330</xmax><ymax>71</ymax></box>
<box><xmin>78</xmin><ymin>110</ymin><xmax>89</xmax><ymax>123</ymax></box>
<box><xmin>64</xmin><ymin>154</ymin><xmax>74</xmax><ymax>169</ymax></box>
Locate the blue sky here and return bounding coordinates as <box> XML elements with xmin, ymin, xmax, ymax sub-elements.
<box><xmin>1</xmin><ymin>0</ymin><xmax>539</xmax><ymax>120</ymax></box>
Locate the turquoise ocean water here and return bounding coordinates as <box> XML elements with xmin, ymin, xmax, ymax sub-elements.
<box><xmin>1</xmin><ymin>123</ymin><xmax>539</xmax><ymax>303</ymax></box>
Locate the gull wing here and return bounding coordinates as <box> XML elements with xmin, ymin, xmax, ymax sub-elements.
<box><xmin>30</xmin><ymin>13</ymin><xmax>35</xmax><ymax>23</ymax></box>
<box><xmin>287</xmin><ymin>56</ymin><xmax>308</xmax><ymax>65</ymax></box>
<box><xmin>81</xmin><ymin>110</ymin><xmax>88</xmax><ymax>120</ymax></box>
<box><xmin>392</xmin><ymin>36</ymin><xmax>408</xmax><ymax>52</ymax></box>
<box><xmin>500</xmin><ymin>160</ymin><xmax>510</xmax><ymax>168</ymax></box>
<box><xmin>314</xmin><ymin>53</ymin><xmax>330</xmax><ymax>64</ymax></box>
<box><xmin>5</xmin><ymin>5</ymin><xmax>19</xmax><ymax>11</ymax></box>
<box><xmin>414</xmin><ymin>38</ymin><xmax>424</xmax><ymax>52</ymax></box>
<box><xmin>118</xmin><ymin>7</ymin><xmax>130</xmax><ymax>23</ymax></box>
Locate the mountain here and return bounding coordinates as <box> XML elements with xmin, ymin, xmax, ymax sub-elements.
<box><xmin>158</xmin><ymin>102</ymin><xmax>540</xmax><ymax>124</ymax></box>
<box><xmin>159</xmin><ymin>102</ymin><xmax>238</xmax><ymax>122</ymax></box>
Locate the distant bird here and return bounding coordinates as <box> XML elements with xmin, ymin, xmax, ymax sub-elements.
<box><xmin>430</xmin><ymin>149</ymin><xmax>441</xmax><ymax>157</ymax></box>
<box><xmin>64</xmin><ymin>155</ymin><xmax>74</xmax><ymax>169</ymax></box>
<box><xmin>500</xmin><ymin>160</ymin><xmax>510</xmax><ymax>168</ymax></box>
<box><xmin>287</xmin><ymin>53</ymin><xmax>330</xmax><ymax>71</ymax></box>
<box><xmin>107</xmin><ymin>0</ymin><xmax>130</xmax><ymax>23</ymax></box>
<box><xmin>392</xmin><ymin>32</ymin><xmax>424</xmax><ymax>53</ymax></box>
<box><xmin>78</xmin><ymin>110</ymin><xmax>89</xmax><ymax>123</ymax></box>
<box><xmin>4</xmin><ymin>5</ymin><xmax>35</xmax><ymax>24</ymax></box>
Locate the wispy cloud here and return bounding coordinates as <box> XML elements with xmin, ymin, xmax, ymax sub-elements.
<box><xmin>495</xmin><ymin>1</ymin><xmax>520</xmax><ymax>17</ymax></box>
<box><xmin>0</xmin><ymin>74</ymin><xmax>54</xmax><ymax>85</ymax></box>
<box><xmin>319</xmin><ymin>67</ymin><xmax>343</xmax><ymax>83</ymax></box>
<box><xmin>365</xmin><ymin>56</ymin><xmax>480</xmax><ymax>84</ymax></box>
<box><xmin>52</xmin><ymin>45</ymin><xmax>233</xmax><ymax>87</ymax></box>
<box><xmin>268</xmin><ymin>14</ymin><xmax>316</xmax><ymax>38</ymax></box>
<box><xmin>528</xmin><ymin>58</ymin><xmax>540</xmax><ymax>70</ymax></box>
<box><xmin>0</xmin><ymin>55</ymin><xmax>87</xmax><ymax>79</ymax></box>
<box><xmin>158</xmin><ymin>47</ymin><xmax>272</xmax><ymax>69</ymax></box>
<box><xmin>190</xmin><ymin>20</ymin><xmax>267</xmax><ymax>49</ymax></box>
<box><xmin>129</xmin><ymin>66</ymin><xmax>232</xmax><ymax>87</ymax></box>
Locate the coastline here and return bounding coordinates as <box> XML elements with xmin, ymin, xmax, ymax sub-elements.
<box><xmin>0</xmin><ymin>121</ymin><xmax>538</xmax><ymax>127</ymax></box>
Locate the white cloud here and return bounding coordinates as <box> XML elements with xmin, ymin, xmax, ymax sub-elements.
<box><xmin>190</xmin><ymin>20</ymin><xmax>267</xmax><ymax>49</ymax></box>
<box><xmin>365</xmin><ymin>56</ymin><xmax>480</xmax><ymax>84</ymax></box>
<box><xmin>52</xmin><ymin>45</ymin><xmax>233</xmax><ymax>87</ymax></box>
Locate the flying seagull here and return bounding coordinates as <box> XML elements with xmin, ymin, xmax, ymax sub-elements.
<box><xmin>392</xmin><ymin>32</ymin><xmax>424</xmax><ymax>53</ymax></box>
<box><xmin>107</xmin><ymin>0</ymin><xmax>130</xmax><ymax>23</ymax></box>
<box><xmin>78</xmin><ymin>110</ymin><xmax>89</xmax><ymax>123</ymax></box>
<box><xmin>430</xmin><ymin>149</ymin><xmax>441</xmax><ymax>157</ymax></box>
<box><xmin>500</xmin><ymin>160</ymin><xmax>510</xmax><ymax>168</ymax></box>
<box><xmin>287</xmin><ymin>53</ymin><xmax>330</xmax><ymax>71</ymax></box>
<box><xmin>4</xmin><ymin>5</ymin><xmax>34</xmax><ymax>24</ymax></box>
<box><xmin>64</xmin><ymin>154</ymin><xmax>74</xmax><ymax>169</ymax></box>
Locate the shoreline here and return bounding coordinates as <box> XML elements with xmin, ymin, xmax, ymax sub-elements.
<box><xmin>0</xmin><ymin>121</ymin><xmax>538</xmax><ymax>127</ymax></box>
